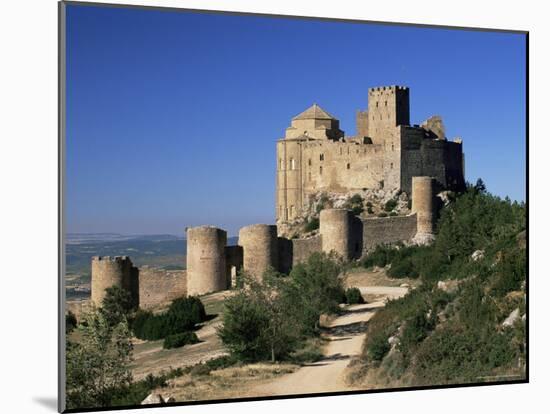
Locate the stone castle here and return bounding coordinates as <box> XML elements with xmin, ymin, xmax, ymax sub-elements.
<box><xmin>72</xmin><ymin>86</ymin><xmax>465</xmax><ymax>313</ymax></box>
<box><xmin>276</xmin><ymin>85</ymin><xmax>465</xmax><ymax>223</ymax></box>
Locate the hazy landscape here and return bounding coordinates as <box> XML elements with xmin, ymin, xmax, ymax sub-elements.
<box><xmin>65</xmin><ymin>233</ymin><xmax>237</xmax><ymax>300</ymax></box>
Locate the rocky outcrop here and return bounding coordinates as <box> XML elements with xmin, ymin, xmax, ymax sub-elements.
<box><xmin>141</xmin><ymin>393</ymin><xmax>176</xmax><ymax>405</ymax></box>
<box><xmin>502</xmin><ymin>308</ymin><xmax>521</xmax><ymax>328</ymax></box>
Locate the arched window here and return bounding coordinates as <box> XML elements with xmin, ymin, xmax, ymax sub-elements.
<box><xmin>320</xmin><ymin>153</ymin><xmax>324</xmax><ymax>161</ymax></box>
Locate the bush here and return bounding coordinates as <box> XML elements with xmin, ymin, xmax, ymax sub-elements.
<box><xmin>131</xmin><ymin>297</ymin><xmax>207</xmax><ymax>341</ymax></box>
<box><xmin>367</xmin><ymin>206</ymin><xmax>374</xmax><ymax>214</ymax></box>
<box><xmin>378</xmin><ymin>212</ymin><xmax>388</xmax><ymax>218</ymax></box>
<box><xmin>345</xmin><ymin>287</ymin><xmax>365</xmax><ymax>304</ymax></box>
<box><xmin>384</xmin><ymin>199</ymin><xmax>397</xmax><ymax>212</ymax></box>
<box><xmin>361</xmin><ymin>244</ymin><xmax>399</xmax><ymax>268</ymax></box>
<box><xmin>304</xmin><ymin>217</ymin><xmax>320</xmax><ymax>232</ymax></box>
<box><xmin>66</xmin><ymin>311</ymin><xmax>77</xmax><ymax>334</ymax></box>
<box><xmin>189</xmin><ymin>355</ymin><xmax>238</xmax><ymax>376</ymax></box>
<box><xmin>219</xmin><ymin>253</ymin><xmax>344</xmax><ymax>363</ymax></box>
<box><xmin>101</xmin><ymin>286</ymin><xmax>136</xmax><ymax>327</ymax></box>
<box><xmin>344</xmin><ymin>194</ymin><xmax>364</xmax><ymax>216</ymax></box>
<box><xmin>163</xmin><ymin>332</ymin><xmax>199</xmax><ymax>349</ymax></box>
<box><xmin>286</xmin><ymin>253</ymin><xmax>345</xmax><ymax>335</ymax></box>
<box><xmin>389</xmin><ymin>211</ymin><xmax>398</xmax><ymax>217</ymax></box>
<box><xmin>367</xmin><ymin>332</ymin><xmax>391</xmax><ymax>362</ymax></box>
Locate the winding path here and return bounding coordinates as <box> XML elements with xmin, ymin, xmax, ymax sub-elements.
<box><xmin>250</xmin><ymin>286</ymin><xmax>408</xmax><ymax>397</ymax></box>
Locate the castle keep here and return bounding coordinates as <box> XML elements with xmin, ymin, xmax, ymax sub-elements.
<box><xmin>77</xmin><ymin>85</ymin><xmax>465</xmax><ymax>313</ymax></box>
<box><xmin>276</xmin><ymin>86</ymin><xmax>465</xmax><ymax>223</ymax></box>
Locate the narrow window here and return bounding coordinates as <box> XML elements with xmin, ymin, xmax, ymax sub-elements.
<box><xmin>320</xmin><ymin>153</ymin><xmax>324</xmax><ymax>161</ymax></box>
<box><xmin>391</xmin><ymin>144</ymin><xmax>394</xmax><ymax>151</ymax></box>
<box><xmin>290</xmin><ymin>158</ymin><xmax>296</xmax><ymax>170</ymax></box>
<box><xmin>376</xmin><ymin>101</ymin><xmax>379</xmax><ymax>107</ymax></box>
<box><xmin>347</xmin><ymin>163</ymin><xmax>351</xmax><ymax>170</ymax></box>
<box><xmin>385</xmin><ymin>101</ymin><xmax>387</xmax><ymax>106</ymax></box>
<box><xmin>390</xmin><ymin>162</ymin><xmax>394</xmax><ymax>169</ymax></box>
<box><xmin>308</xmin><ymin>158</ymin><xmax>312</xmax><ymax>166</ymax></box>
<box><xmin>320</xmin><ymin>166</ymin><xmax>323</xmax><ymax>175</ymax></box>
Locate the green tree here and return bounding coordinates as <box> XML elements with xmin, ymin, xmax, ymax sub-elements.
<box><xmin>285</xmin><ymin>252</ymin><xmax>345</xmax><ymax>334</ymax></box>
<box><xmin>66</xmin><ymin>310</ymin><xmax>133</xmax><ymax>409</ymax></box>
<box><xmin>100</xmin><ymin>286</ymin><xmax>135</xmax><ymax>327</ymax></box>
<box><xmin>218</xmin><ymin>271</ymin><xmax>300</xmax><ymax>362</ymax></box>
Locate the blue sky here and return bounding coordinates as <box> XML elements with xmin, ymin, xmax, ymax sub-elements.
<box><xmin>65</xmin><ymin>4</ymin><xmax>526</xmax><ymax>236</ymax></box>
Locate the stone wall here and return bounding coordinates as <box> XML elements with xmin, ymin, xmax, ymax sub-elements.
<box><xmin>138</xmin><ymin>267</ymin><xmax>187</xmax><ymax>309</ymax></box>
<box><xmin>291</xmin><ymin>234</ymin><xmax>322</xmax><ymax>266</ymax></box>
<box><xmin>361</xmin><ymin>214</ymin><xmax>418</xmax><ymax>252</ymax></box>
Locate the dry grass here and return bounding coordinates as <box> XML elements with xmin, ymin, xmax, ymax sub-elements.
<box><xmin>160</xmin><ymin>363</ymin><xmax>298</xmax><ymax>402</ymax></box>
<box><xmin>343</xmin><ymin>267</ymin><xmax>420</xmax><ymax>289</ymax></box>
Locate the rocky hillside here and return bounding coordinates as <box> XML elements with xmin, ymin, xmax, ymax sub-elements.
<box><xmin>278</xmin><ymin>189</ymin><xmax>412</xmax><ymax>238</ymax></box>
<box><xmin>349</xmin><ymin>181</ymin><xmax>526</xmax><ymax>387</ymax></box>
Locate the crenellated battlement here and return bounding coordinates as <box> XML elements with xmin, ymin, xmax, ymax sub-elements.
<box><xmin>368</xmin><ymin>85</ymin><xmax>409</xmax><ymax>94</ymax></box>
<box><xmin>92</xmin><ymin>255</ymin><xmax>130</xmax><ymax>262</ymax></box>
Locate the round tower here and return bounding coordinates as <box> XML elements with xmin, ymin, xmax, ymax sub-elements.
<box><xmin>186</xmin><ymin>226</ymin><xmax>227</xmax><ymax>296</ymax></box>
<box><xmin>91</xmin><ymin>256</ymin><xmax>133</xmax><ymax>307</ymax></box>
<box><xmin>412</xmin><ymin>176</ymin><xmax>435</xmax><ymax>235</ymax></box>
<box><xmin>320</xmin><ymin>209</ymin><xmax>353</xmax><ymax>260</ymax></box>
<box><xmin>238</xmin><ymin>224</ymin><xmax>279</xmax><ymax>281</ymax></box>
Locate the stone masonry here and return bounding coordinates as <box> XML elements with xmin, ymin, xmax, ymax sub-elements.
<box><xmin>276</xmin><ymin>85</ymin><xmax>465</xmax><ymax>224</ymax></box>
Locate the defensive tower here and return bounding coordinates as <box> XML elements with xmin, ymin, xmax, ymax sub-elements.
<box><xmin>238</xmin><ymin>224</ymin><xmax>279</xmax><ymax>281</ymax></box>
<box><xmin>412</xmin><ymin>176</ymin><xmax>436</xmax><ymax>236</ymax></box>
<box><xmin>186</xmin><ymin>226</ymin><xmax>227</xmax><ymax>295</ymax></box>
<box><xmin>367</xmin><ymin>85</ymin><xmax>410</xmax><ymax>144</ymax></box>
<box><xmin>91</xmin><ymin>256</ymin><xmax>137</xmax><ymax>307</ymax></box>
<box><xmin>319</xmin><ymin>209</ymin><xmax>354</xmax><ymax>260</ymax></box>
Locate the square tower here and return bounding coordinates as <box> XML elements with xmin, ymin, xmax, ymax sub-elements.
<box><xmin>367</xmin><ymin>86</ymin><xmax>410</xmax><ymax>144</ymax></box>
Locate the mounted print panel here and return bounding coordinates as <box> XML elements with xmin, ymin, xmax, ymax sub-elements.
<box><xmin>59</xmin><ymin>1</ymin><xmax>528</xmax><ymax>412</ymax></box>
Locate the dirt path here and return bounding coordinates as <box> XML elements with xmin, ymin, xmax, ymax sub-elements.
<box><xmin>250</xmin><ymin>286</ymin><xmax>408</xmax><ymax>397</ymax></box>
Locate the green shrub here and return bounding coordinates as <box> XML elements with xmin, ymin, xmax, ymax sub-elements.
<box><xmin>304</xmin><ymin>217</ymin><xmax>320</xmax><ymax>232</ymax></box>
<box><xmin>367</xmin><ymin>206</ymin><xmax>374</xmax><ymax>214</ymax></box>
<box><xmin>101</xmin><ymin>285</ymin><xmax>136</xmax><ymax>327</ymax></box>
<box><xmin>163</xmin><ymin>332</ymin><xmax>199</xmax><ymax>349</ymax></box>
<box><xmin>344</xmin><ymin>194</ymin><xmax>364</xmax><ymax>216</ymax></box>
<box><xmin>378</xmin><ymin>212</ymin><xmax>388</xmax><ymax>218</ymax></box>
<box><xmin>490</xmin><ymin>249</ymin><xmax>526</xmax><ymax>297</ymax></box>
<box><xmin>399</xmin><ymin>311</ymin><xmax>435</xmax><ymax>357</ymax></box>
<box><xmin>367</xmin><ymin>332</ymin><xmax>391</xmax><ymax>362</ymax></box>
<box><xmin>316</xmin><ymin>193</ymin><xmax>331</xmax><ymax>213</ymax></box>
<box><xmin>131</xmin><ymin>297</ymin><xmax>207</xmax><ymax>341</ymax></box>
<box><xmin>190</xmin><ymin>355</ymin><xmax>238</xmax><ymax>376</ymax></box>
<box><xmin>287</xmin><ymin>253</ymin><xmax>345</xmax><ymax>334</ymax></box>
<box><xmin>345</xmin><ymin>287</ymin><xmax>365</xmax><ymax>304</ymax></box>
<box><xmin>66</xmin><ymin>310</ymin><xmax>77</xmax><ymax>334</ymax></box>
<box><xmin>388</xmin><ymin>258</ymin><xmax>418</xmax><ymax>278</ymax></box>
<box><xmin>384</xmin><ymin>199</ymin><xmax>398</xmax><ymax>212</ymax></box>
